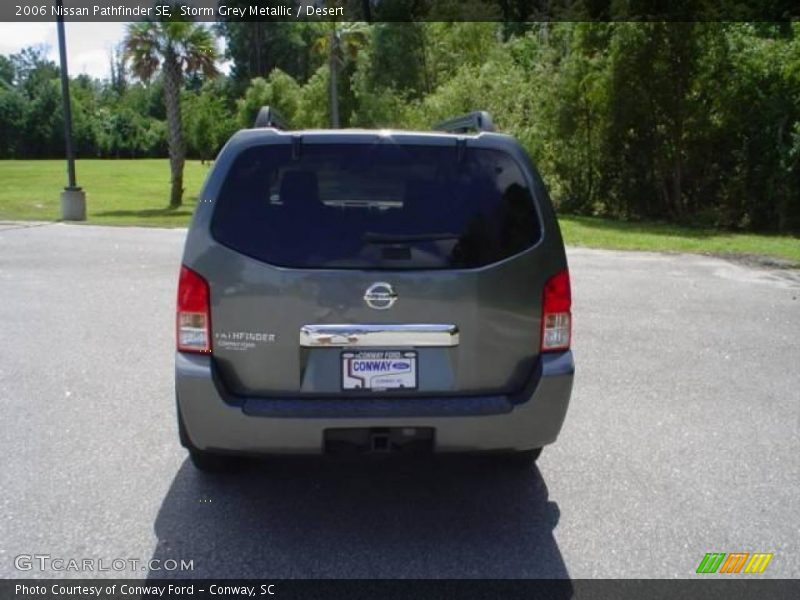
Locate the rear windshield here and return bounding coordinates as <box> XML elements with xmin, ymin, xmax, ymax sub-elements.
<box><xmin>211</xmin><ymin>143</ymin><xmax>541</xmax><ymax>269</ymax></box>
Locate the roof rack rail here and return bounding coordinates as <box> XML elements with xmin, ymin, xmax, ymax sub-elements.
<box><xmin>254</xmin><ymin>106</ymin><xmax>288</xmax><ymax>130</ymax></box>
<box><xmin>433</xmin><ymin>111</ymin><xmax>495</xmax><ymax>134</ymax></box>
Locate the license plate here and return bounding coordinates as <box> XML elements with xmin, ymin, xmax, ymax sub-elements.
<box><xmin>342</xmin><ymin>350</ymin><xmax>417</xmax><ymax>391</ymax></box>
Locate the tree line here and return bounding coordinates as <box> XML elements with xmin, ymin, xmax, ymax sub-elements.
<box><xmin>1</xmin><ymin>22</ymin><xmax>799</xmax><ymax>232</ymax></box>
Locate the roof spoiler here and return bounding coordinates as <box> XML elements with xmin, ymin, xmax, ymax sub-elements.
<box><xmin>254</xmin><ymin>106</ymin><xmax>288</xmax><ymax>130</ymax></box>
<box><xmin>433</xmin><ymin>111</ymin><xmax>495</xmax><ymax>134</ymax></box>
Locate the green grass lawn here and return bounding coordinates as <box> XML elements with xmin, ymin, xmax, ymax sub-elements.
<box><xmin>559</xmin><ymin>215</ymin><xmax>800</xmax><ymax>266</ymax></box>
<box><xmin>0</xmin><ymin>159</ymin><xmax>208</xmax><ymax>228</ymax></box>
<box><xmin>1</xmin><ymin>159</ymin><xmax>797</xmax><ymax>265</ymax></box>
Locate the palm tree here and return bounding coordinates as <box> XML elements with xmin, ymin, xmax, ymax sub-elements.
<box><xmin>312</xmin><ymin>20</ymin><xmax>367</xmax><ymax>128</ymax></box>
<box><xmin>124</xmin><ymin>20</ymin><xmax>218</xmax><ymax>207</ymax></box>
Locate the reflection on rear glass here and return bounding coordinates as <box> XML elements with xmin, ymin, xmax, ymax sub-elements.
<box><xmin>211</xmin><ymin>143</ymin><xmax>541</xmax><ymax>269</ymax></box>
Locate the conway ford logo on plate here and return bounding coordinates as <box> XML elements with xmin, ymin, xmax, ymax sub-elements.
<box><xmin>342</xmin><ymin>351</ymin><xmax>418</xmax><ymax>391</ymax></box>
<box><xmin>364</xmin><ymin>282</ymin><xmax>397</xmax><ymax>310</ymax></box>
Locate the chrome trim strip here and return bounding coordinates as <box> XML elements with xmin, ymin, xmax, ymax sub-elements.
<box><xmin>299</xmin><ymin>324</ymin><xmax>459</xmax><ymax>347</ymax></box>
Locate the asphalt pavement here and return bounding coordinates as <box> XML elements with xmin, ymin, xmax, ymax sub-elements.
<box><xmin>0</xmin><ymin>222</ymin><xmax>798</xmax><ymax>579</ymax></box>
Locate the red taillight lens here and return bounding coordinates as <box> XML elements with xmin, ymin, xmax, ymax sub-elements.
<box><xmin>177</xmin><ymin>266</ymin><xmax>211</xmax><ymax>353</ymax></box>
<box><xmin>541</xmin><ymin>268</ymin><xmax>571</xmax><ymax>352</ymax></box>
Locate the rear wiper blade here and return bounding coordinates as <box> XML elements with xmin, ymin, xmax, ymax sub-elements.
<box><xmin>363</xmin><ymin>232</ymin><xmax>459</xmax><ymax>243</ymax></box>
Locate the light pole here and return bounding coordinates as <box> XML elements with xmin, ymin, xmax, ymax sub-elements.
<box><xmin>56</xmin><ymin>0</ymin><xmax>86</xmax><ymax>220</ymax></box>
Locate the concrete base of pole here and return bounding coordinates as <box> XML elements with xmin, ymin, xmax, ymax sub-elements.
<box><xmin>60</xmin><ymin>188</ymin><xmax>86</xmax><ymax>221</ymax></box>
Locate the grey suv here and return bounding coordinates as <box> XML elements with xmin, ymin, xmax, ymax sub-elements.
<box><xmin>176</xmin><ymin>109</ymin><xmax>574</xmax><ymax>471</ymax></box>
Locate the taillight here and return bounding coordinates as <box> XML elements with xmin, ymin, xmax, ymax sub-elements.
<box><xmin>177</xmin><ymin>266</ymin><xmax>211</xmax><ymax>353</ymax></box>
<box><xmin>541</xmin><ymin>268</ymin><xmax>571</xmax><ymax>352</ymax></box>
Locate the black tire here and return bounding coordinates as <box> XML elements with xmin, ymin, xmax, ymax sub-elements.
<box><xmin>500</xmin><ymin>447</ymin><xmax>542</xmax><ymax>469</ymax></box>
<box><xmin>177</xmin><ymin>403</ymin><xmax>238</xmax><ymax>473</ymax></box>
<box><xmin>188</xmin><ymin>448</ymin><xmax>237</xmax><ymax>473</ymax></box>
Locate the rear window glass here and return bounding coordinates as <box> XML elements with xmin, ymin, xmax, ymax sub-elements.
<box><xmin>211</xmin><ymin>143</ymin><xmax>541</xmax><ymax>269</ymax></box>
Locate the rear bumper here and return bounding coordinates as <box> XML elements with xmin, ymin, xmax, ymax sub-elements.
<box><xmin>175</xmin><ymin>351</ymin><xmax>574</xmax><ymax>454</ymax></box>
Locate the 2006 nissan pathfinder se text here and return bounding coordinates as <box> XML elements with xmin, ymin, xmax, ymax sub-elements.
<box><xmin>175</xmin><ymin>109</ymin><xmax>574</xmax><ymax>471</ymax></box>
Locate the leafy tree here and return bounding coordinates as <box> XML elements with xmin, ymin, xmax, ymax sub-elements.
<box><xmin>421</xmin><ymin>22</ymin><xmax>500</xmax><ymax>90</ymax></box>
<box><xmin>367</xmin><ymin>23</ymin><xmax>429</xmax><ymax>97</ymax></box>
<box><xmin>236</xmin><ymin>67</ymin><xmax>330</xmax><ymax>129</ymax></box>
<box><xmin>108</xmin><ymin>43</ymin><xmax>128</xmax><ymax>96</ymax></box>
<box><xmin>295</xmin><ymin>66</ymin><xmax>334</xmax><ymax>128</ymax></box>
<box><xmin>21</xmin><ymin>79</ymin><xmax>63</xmax><ymax>157</ymax></box>
<box><xmin>0</xmin><ymin>89</ymin><xmax>25</xmax><ymax>156</ymax></box>
<box><xmin>124</xmin><ymin>17</ymin><xmax>219</xmax><ymax>206</ymax></box>
<box><xmin>217</xmin><ymin>15</ymin><xmax>323</xmax><ymax>91</ymax></box>
<box><xmin>350</xmin><ymin>50</ymin><xmax>413</xmax><ymax>127</ymax></box>
<box><xmin>10</xmin><ymin>46</ymin><xmax>58</xmax><ymax>95</ymax></box>
<box><xmin>184</xmin><ymin>81</ymin><xmax>237</xmax><ymax>162</ymax></box>
<box><xmin>0</xmin><ymin>47</ymin><xmax>63</xmax><ymax>157</ymax></box>
<box><xmin>707</xmin><ymin>24</ymin><xmax>800</xmax><ymax>231</ymax></box>
<box><xmin>0</xmin><ymin>55</ymin><xmax>15</xmax><ymax>88</ymax></box>
<box><xmin>236</xmin><ymin>70</ymin><xmax>302</xmax><ymax>128</ymax></box>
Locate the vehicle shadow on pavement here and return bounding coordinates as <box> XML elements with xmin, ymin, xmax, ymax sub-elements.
<box><xmin>148</xmin><ymin>456</ymin><xmax>570</xmax><ymax>580</ymax></box>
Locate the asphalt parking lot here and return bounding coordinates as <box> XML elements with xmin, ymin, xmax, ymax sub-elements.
<box><xmin>0</xmin><ymin>222</ymin><xmax>798</xmax><ymax>579</ymax></box>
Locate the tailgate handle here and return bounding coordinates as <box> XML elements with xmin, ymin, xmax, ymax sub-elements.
<box><xmin>299</xmin><ymin>324</ymin><xmax>459</xmax><ymax>348</ymax></box>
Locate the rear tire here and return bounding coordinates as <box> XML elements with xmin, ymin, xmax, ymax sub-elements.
<box><xmin>500</xmin><ymin>447</ymin><xmax>542</xmax><ymax>469</ymax></box>
<box><xmin>188</xmin><ymin>448</ymin><xmax>237</xmax><ymax>473</ymax></box>
<box><xmin>178</xmin><ymin>402</ymin><xmax>238</xmax><ymax>473</ymax></box>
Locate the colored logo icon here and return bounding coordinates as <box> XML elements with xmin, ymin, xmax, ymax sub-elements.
<box><xmin>696</xmin><ymin>552</ymin><xmax>773</xmax><ymax>574</ymax></box>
